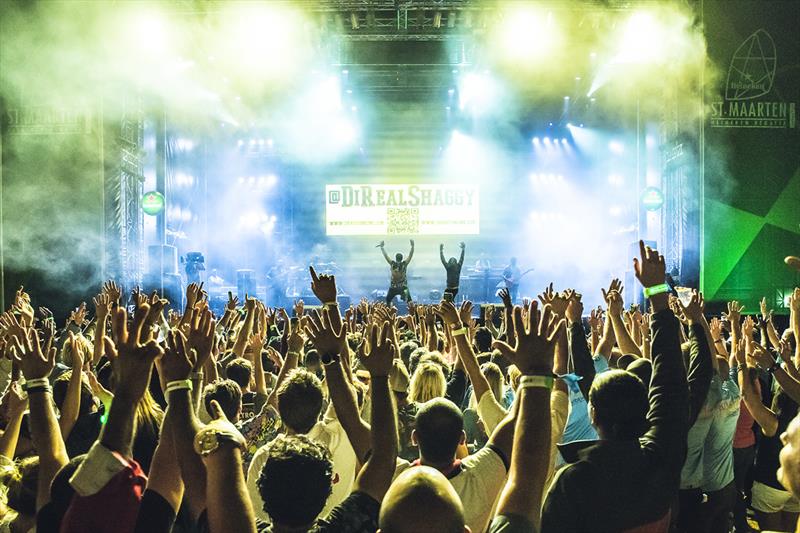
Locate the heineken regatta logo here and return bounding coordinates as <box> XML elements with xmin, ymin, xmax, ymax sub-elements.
<box><xmin>710</xmin><ymin>29</ymin><xmax>796</xmax><ymax>129</ymax></box>
<box><xmin>328</xmin><ymin>185</ymin><xmax>477</xmax><ymax>208</ymax></box>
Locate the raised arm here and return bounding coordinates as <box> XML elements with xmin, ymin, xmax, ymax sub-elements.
<box><xmin>437</xmin><ymin>301</ymin><xmax>491</xmax><ymax>403</ymax></box>
<box><xmin>12</xmin><ymin>327</ymin><xmax>68</xmax><ymax>510</ymax></box>
<box><xmin>59</xmin><ymin>332</ymin><xmax>85</xmax><ymax>440</ymax></box>
<box><xmin>679</xmin><ymin>292</ymin><xmax>714</xmax><ymax>427</ymax></box>
<box><xmin>379</xmin><ymin>241</ymin><xmax>392</xmax><ymax>264</ymax></box>
<box><xmin>493</xmin><ymin>301</ymin><xmax>561</xmax><ymax>526</ymax></box>
<box><xmin>355</xmin><ymin>321</ymin><xmax>399</xmax><ymax>501</ymax></box>
<box><xmin>634</xmin><ymin>241</ymin><xmax>689</xmax><ymax>468</ymax></box>
<box><xmin>734</xmin><ymin>339</ymin><xmax>778</xmax><ymax>436</ymax></box>
<box><xmin>0</xmin><ymin>382</ymin><xmax>27</xmax><ymax>459</ymax></box>
<box><xmin>606</xmin><ymin>290</ymin><xmax>642</xmax><ymax>357</ymax></box>
<box><xmin>565</xmin><ymin>293</ymin><xmax>595</xmax><ymax>399</ymax></box>
<box><xmin>750</xmin><ymin>343</ymin><xmax>800</xmax><ymax>405</ymax></box>
<box><xmin>307</xmin><ymin>308</ymin><xmax>372</xmax><ymax>462</ymax></box>
<box><xmin>458</xmin><ymin>242</ymin><xmax>465</xmax><ymax>267</ymax></box>
<box><xmin>440</xmin><ymin>244</ymin><xmax>447</xmax><ymax>267</ymax></box>
<box><xmin>405</xmin><ymin>239</ymin><xmax>415</xmax><ymax>264</ymax></box>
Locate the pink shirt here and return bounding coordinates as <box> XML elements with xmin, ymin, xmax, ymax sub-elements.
<box><xmin>733</xmin><ymin>400</ymin><xmax>756</xmax><ymax>448</ymax></box>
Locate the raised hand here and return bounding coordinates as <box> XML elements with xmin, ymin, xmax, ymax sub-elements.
<box><xmin>360</xmin><ymin>321</ymin><xmax>396</xmax><ymax>377</ymax></box>
<box><xmin>601</xmin><ymin>278</ymin><xmax>624</xmax><ymax>303</ymax></box>
<box><xmin>293</xmin><ymin>299</ymin><xmax>305</xmax><ymax>318</ymax></box>
<box><xmin>458</xmin><ymin>301</ymin><xmax>474</xmax><ymax>325</ymax></box>
<box><xmin>677</xmin><ymin>290</ymin><xmax>704</xmax><ymax>324</ymax></box>
<box><xmin>13</xmin><ymin>287</ymin><xmax>34</xmax><ymax>325</ymax></box>
<box><xmin>724</xmin><ymin>301</ymin><xmax>744</xmax><ymax>329</ymax></box>
<box><xmin>434</xmin><ymin>300</ymin><xmax>461</xmax><ymax>326</ymax></box>
<box><xmin>605</xmin><ymin>290</ymin><xmax>624</xmax><ymax>316</ymax></box>
<box><xmin>159</xmin><ymin>329</ymin><xmax>196</xmax><ymax>384</ymax></box>
<box><xmin>760</xmin><ymin>297</ymin><xmax>774</xmax><ymax>323</ymax></box>
<box><xmin>709</xmin><ymin>317</ymin><xmax>724</xmax><ymax>341</ymax></box>
<box><xmin>11</xmin><ymin>328</ymin><xmax>56</xmax><ymax>380</ymax></box>
<box><xmin>5</xmin><ymin>381</ymin><xmax>28</xmax><ymax>417</ymax></box>
<box><xmin>69</xmin><ymin>302</ymin><xmax>88</xmax><ymax>327</ymax></box>
<box><xmin>498</xmin><ymin>288</ymin><xmax>512</xmax><ymax>309</ymax></box>
<box><xmin>94</xmin><ymin>293</ymin><xmax>112</xmax><ymax>320</ymax></box>
<box><xmin>102</xmin><ymin>281</ymin><xmax>122</xmax><ymax>304</ymax></box>
<box><xmin>751</xmin><ymin>343</ymin><xmax>776</xmax><ymax>371</ymax></box>
<box><xmin>492</xmin><ymin>301</ymin><xmax>564</xmax><ymax>376</ymax></box>
<box><xmin>305</xmin><ymin>308</ymin><xmax>348</xmax><ymax>362</ymax></box>
<box><xmin>187</xmin><ymin>306</ymin><xmax>216</xmax><ymax>371</ymax></box>
<box><xmin>106</xmin><ymin>305</ymin><xmax>163</xmax><ymax>400</ymax></box>
<box><xmin>459</xmin><ymin>241</ymin><xmax>465</xmax><ymax>250</ymax></box>
<box><xmin>186</xmin><ymin>282</ymin><xmax>204</xmax><ymax>309</ymax></box>
<box><xmin>309</xmin><ymin>266</ymin><xmax>337</xmax><ymax>304</ymax></box>
<box><xmin>226</xmin><ymin>291</ymin><xmax>240</xmax><ymax>312</ymax></box>
<box><xmin>588</xmin><ymin>306</ymin><xmax>603</xmax><ymax>331</ymax></box>
<box><xmin>565</xmin><ymin>292</ymin><xmax>583</xmax><ymax>324</ymax></box>
<box><xmin>790</xmin><ymin>288</ymin><xmax>800</xmax><ymax>314</ymax></box>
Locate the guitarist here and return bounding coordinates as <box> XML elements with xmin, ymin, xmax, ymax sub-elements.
<box><xmin>501</xmin><ymin>257</ymin><xmax>524</xmax><ymax>303</ymax></box>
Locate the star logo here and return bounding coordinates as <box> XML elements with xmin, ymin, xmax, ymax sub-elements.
<box><xmin>725</xmin><ymin>29</ymin><xmax>776</xmax><ymax>101</ymax></box>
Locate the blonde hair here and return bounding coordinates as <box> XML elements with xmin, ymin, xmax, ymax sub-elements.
<box><xmin>60</xmin><ymin>334</ymin><xmax>92</xmax><ymax>368</ymax></box>
<box><xmin>409</xmin><ymin>362</ymin><xmax>446</xmax><ymax>403</ymax></box>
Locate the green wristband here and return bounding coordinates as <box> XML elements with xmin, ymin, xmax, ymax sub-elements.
<box><xmin>643</xmin><ymin>283</ymin><xmax>670</xmax><ymax>298</ymax></box>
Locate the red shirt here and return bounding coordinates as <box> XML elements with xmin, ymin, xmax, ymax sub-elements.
<box><xmin>733</xmin><ymin>400</ymin><xmax>756</xmax><ymax>448</ymax></box>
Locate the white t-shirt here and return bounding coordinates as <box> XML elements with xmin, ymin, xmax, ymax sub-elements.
<box><xmin>246</xmin><ymin>414</ymin><xmax>357</xmax><ymax>523</ymax></box>
<box><xmin>395</xmin><ymin>446</ymin><xmax>508</xmax><ymax>533</ymax></box>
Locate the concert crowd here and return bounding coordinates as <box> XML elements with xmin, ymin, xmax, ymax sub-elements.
<box><xmin>1</xmin><ymin>242</ymin><xmax>799</xmax><ymax>533</ymax></box>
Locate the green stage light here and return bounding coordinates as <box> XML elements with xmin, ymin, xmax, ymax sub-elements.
<box><xmin>641</xmin><ymin>187</ymin><xmax>664</xmax><ymax>211</ymax></box>
<box><xmin>142</xmin><ymin>191</ymin><xmax>165</xmax><ymax>216</ymax></box>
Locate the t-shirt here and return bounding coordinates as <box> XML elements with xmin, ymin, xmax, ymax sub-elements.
<box><xmin>489</xmin><ymin>513</ymin><xmax>537</xmax><ymax>533</ymax></box>
<box><xmin>397</xmin><ymin>402</ymin><xmax>419</xmax><ymax>462</ymax></box>
<box><xmin>733</xmin><ymin>400</ymin><xmax>756</xmax><ymax>449</ymax></box>
<box><xmin>238</xmin><ymin>404</ymin><xmax>282</xmax><ymax>472</ymax></box>
<box><xmin>702</xmin><ymin>374</ymin><xmax>740</xmax><ymax>492</ymax></box>
<box><xmin>680</xmin><ymin>377</ymin><xmax>720</xmax><ymax>490</ymax></box>
<box><xmin>395</xmin><ymin>445</ymin><xmax>509</xmax><ymax>533</ymax></box>
<box><xmin>247</xmin><ymin>417</ymin><xmax>357</xmax><ymax>523</ymax></box>
<box><xmin>556</xmin><ymin>356</ymin><xmax>609</xmax><ymax>467</ymax></box>
<box><xmin>477</xmin><ymin>388</ymin><xmax>568</xmax><ymax>489</ymax></box>
<box><xmin>133</xmin><ymin>490</ymin><xmax>176</xmax><ymax>533</ymax></box>
<box><xmin>251</xmin><ymin>491</ymin><xmax>379</xmax><ymax>533</ymax></box>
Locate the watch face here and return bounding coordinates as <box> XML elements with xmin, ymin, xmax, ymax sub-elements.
<box><xmin>197</xmin><ymin>430</ymin><xmax>219</xmax><ymax>455</ymax></box>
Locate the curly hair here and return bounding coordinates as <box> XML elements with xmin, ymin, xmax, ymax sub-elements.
<box><xmin>256</xmin><ymin>435</ymin><xmax>333</xmax><ymax>528</ymax></box>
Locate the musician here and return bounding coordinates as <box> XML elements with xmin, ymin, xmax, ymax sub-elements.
<box><xmin>502</xmin><ymin>257</ymin><xmax>523</xmax><ymax>303</ymax></box>
<box><xmin>379</xmin><ymin>239</ymin><xmax>415</xmax><ymax>304</ymax></box>
<box><xmin>474</xmin><ymin>253</ymin><xmax>492</xmax><ymax>271</ymax></box>
<box><xmin>440</xmin><ymin>242</ymin><xmax>465</xmax><ymax>301</ymax></box>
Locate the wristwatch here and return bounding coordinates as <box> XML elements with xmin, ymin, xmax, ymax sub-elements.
<box><xmin>194</xmin><ymin>427</ymin><xmax>246</xmax><ymax>457</ymax></box>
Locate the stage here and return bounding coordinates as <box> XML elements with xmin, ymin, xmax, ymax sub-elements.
<box><xmin>1</xmin><ymin>0</ymin><xmax>798</xmax><ymax>319</ymax></box>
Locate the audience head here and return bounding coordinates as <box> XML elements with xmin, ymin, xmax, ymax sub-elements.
<box><xmin>413</xmin><ymin>398</ymin><xmax>465</xmax><ymax>466</ymax></box>
<box><xmin>626</xmin><ymin>358</ymin><xmax>652</xmax><ymax>388</ymax></box>
<box><xmin>379</xmin><ymin>466</ymin><xmax>468</xmax><ymax>533</ymax></box>
<box><xmin>277</xmin><ymin>368</ymin><xmax>323</xmax><ymax>434</ymax></box>
<box><xmin>396</xmin><ymin>253</ymin><xmax>404</xmax><ymax>262</ymax></box>
<box><xmin>474</xmin><ymin>327</ymin><xmax>493</xmax><ymax>353</ymax></box>
<box><xmin>225</xmin><ymin>358</ymin><xmax>252</xmax><ymax>390</ymax></box>
<box><xmin>53</xmin><ymin>372</ymin><xmax>97</xmax><ymax>417</ymax></box>
<box><xmin>0</xmin><ymin>456</ymin><xmax>38</xmax><ymax>518</ymax></box>
<box><xmin>409</xmin><ymin>362</ymin><xmax>447</xmax><ymax>404</ymax></box>
<box><xmin>257</xmin><ymin>435</ymin><xmax>333</xmax><ymax>529</ymax></box>
<box><xmin>203</xmin><ymin>379</ymin><xmax>242</xmax><ymax>422</ymax></box>
<box><xmin>589</xmin><ymin>369</ymin><xmax>649</xmax><ymax>440</ymax></box>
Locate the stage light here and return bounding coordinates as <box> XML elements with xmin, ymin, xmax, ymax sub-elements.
<box><xmin>608</xmin><ymin>174</ymin><xmax>624</xmax><ymax>186</ymax></box>
<box><xmin>237</xmin><ymin>140</ymin><xmax>244</xmax><ymax>147</ymax></box>
<box><xmin>608</xmin><ymin>140</ymin><xmax>625</xmax><ymax>154</ymax></box>
<box><xmin>609</xmin><ymin>206</ymin><xmax>622</xmax><ymax>217</ymax></box>
<box><xmin>615</xmin><ymin>11</ymin><xmax>668</xmax><ymax>64</ymax></box>
<box><xmin>267</xmin><ymin>139</ymin><xmax>274</xmax><ymax>147</ymax></box>
<box><xmin>129</xmin><ymin>11</ymin><xmax>169</xmax><ymax>55</ymax></box>
<box><xmin>532</xmin><ymin>137</ymin><xmax>540</xmax><ymax>144</ymax></box>
<box><xmin>543</xmin><ymin>137</ymin><xmax>551</xmax><ymax>144</ymax></box>
<box><xmin>238</xmin><ymin>177</ymin><xmax>245</xmax><ymax>184</ymax></box>
<box><xmin>458</xmin><ymin>72</ymin><xmax>499</xmax><ymax>115</ymax></box>
<box><xmin>266</xmin><ymin>174</ymin><xmax>278</xmax><ymax>187</ymax></box>
<box><xmin>249</xmin><ymin>139</ymin><xmax>256</xmax><ymax>146</ymax></box>
<box><xmin>495</xmin><ymin>7</ymin><xmax>561</xmax><ymax>62</ymax></box>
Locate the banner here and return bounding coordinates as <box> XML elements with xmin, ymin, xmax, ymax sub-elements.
<box><xmin>326</xmin><ymin>184</ymin><xmax>479</xmax><ymax>235</ymax></box>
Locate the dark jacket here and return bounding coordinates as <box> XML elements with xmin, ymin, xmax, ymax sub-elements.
<box><xmin>542</xmin><ymin>309</ymin><xmax>689</xmax><ymax>533</ymax></box>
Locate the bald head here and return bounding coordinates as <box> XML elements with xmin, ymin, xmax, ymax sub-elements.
<box><xmin>379</xmin><ymin>467</ymin><xmax>469</xmax><ymax>533</ymax></box>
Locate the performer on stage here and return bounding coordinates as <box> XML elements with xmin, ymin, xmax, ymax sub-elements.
<box><xmin>440</xmin><ymin>242</ymin><xmax>465</xmax><ymax>301</ymax></box>
<box><xmin>501</xmin><ymin>257</ymin><xmax>523</xmax><ymax>303</ymax></box>
<box><xmin>379</xmin><ymin>239</ymin><xmax>415</xmax><ymax>304</ymax></box>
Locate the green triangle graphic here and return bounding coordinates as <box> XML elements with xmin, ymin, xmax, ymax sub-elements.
<box><xmin>765</xmin><ymin>169</ymin><xmax>800</xmax><ymax>235</ymax></box>
<box><xmin>704</xmin><ymin>199</ymin><xmax>765</xmax><ymax>299</ymax></box>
